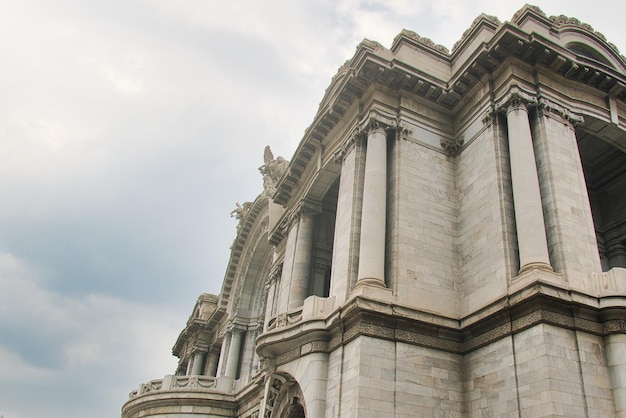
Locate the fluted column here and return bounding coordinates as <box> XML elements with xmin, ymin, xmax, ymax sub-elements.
<box><xmin>224</xmin><ymin>328</ymin><xmax>243</xmax><ymax>379</ymax></box>
<box><xmin>498</xmin><ymin>89</ymin><xmax>552</xmax><ymax>273</ymax></box>
<box><xmin>288</xmin><ymin>202</ymin><xmax>317</xmax><ymax>310</ymax></box>
<box><xmin>190</xmin><ymin>351</ymin><xmax>204</xmax><ymax>375</ymax></box>
<box><xmin>357</xmin><ymin>119</ymin><xmax>388</xmax><ymax>286</ymax></box>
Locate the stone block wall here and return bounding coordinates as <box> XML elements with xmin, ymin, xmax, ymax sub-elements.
<box><xmin>389</xmin><ymin>138</ymin><xmax>458</xmax><ymax>317</ymax></box>
<box><xmin>456</xmin><ymin>121</ymin><xmax>513</xmax><ymax>314</ymax></box>
<box><xmin>464</xmin><ymin>337</ymin><xmax>519</xmax><ymax>417</ymax></box>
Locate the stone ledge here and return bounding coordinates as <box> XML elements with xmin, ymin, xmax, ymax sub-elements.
<box><xmin>256</xmin><ymin>276</ymin><xmax>626</xmax><ymax>366</ymax></box>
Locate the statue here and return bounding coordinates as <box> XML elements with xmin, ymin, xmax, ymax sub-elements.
<box><xmin>259</xmin><ymin>146</ymin><xmax>289</xmax><ymax>198</ymax></box>
<box><xmin>230</xmin><ymin>202</ymin><xmax>251</xmax><ymax>227</ymax></box>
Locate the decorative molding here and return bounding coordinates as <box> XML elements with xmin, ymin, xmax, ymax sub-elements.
<box><xmin>359</xmin><ymin>39</ymin><xmax>383</xmax><ymax>51</ymax></box>
<box><xmin>537</xmin><ymin>97</ymin><xmax>584</xmax><ymax>126</ymax></box>
<box><xmin>452</xmin><ymin>14</ymin><xmax>502</xmax><ymax>53</ymax></box>
<box><xmin>511</xmin><ymin>5</ymin><xmax>546</xmax><ymax>23</ymax></box>
<box><xmin>395</xmin><ymin>29</ymin><xmax>449</xmax><ymax>54</ymax></box>
<box><xmin>550</xmin><ymin>14</ymin><xmax>606</xmax><ymax>41</ymax></box>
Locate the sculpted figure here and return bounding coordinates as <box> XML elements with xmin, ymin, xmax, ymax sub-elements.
<box><xmin>259</xmin><ymin>145</ymin><xmax>289</xmax><ymax>198</ymax></box>
<box><xmin>230</xmin><ymin>202</ymin><xmax>251</xmax><ymax>222</ymax></box>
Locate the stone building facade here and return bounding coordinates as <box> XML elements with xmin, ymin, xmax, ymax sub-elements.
<box><xmin>122</xmin><ymin>5</ymin><xmax>626</xmax><ymax>417</ymax></box>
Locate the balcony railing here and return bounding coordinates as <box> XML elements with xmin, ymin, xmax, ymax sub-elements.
<box><xmin>128</xmin><ymin>375</ymin><xmax>217</xmax><ymax>399</ymax></box>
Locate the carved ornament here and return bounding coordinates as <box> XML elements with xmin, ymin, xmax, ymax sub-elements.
<box><xmin>266</xmin><ymin>263</ymin><xmax>283</xmax><ymax>287</ymax></box>
<box><xmin>395</xmin><ymin>29</ymin><xmax>449</xmax><ymax>54</ymax></box>
<box><xmin>441</xmin><ymin>137</ymin><xmax>464</xmax><ymax>156</ymax></box>
<box><xmin>494</xmin><ymin>86</ymin><xmax>538</xmax><ymax>114</ymax></box>
<box><xmin>359</xmin><ymin>39</ymin><xmax>383</xmax><ymax>51</ymax></box>
<box><xmin>537</xmin><ymin>97</ymin><xmax>584</xmax><ymax>126</ymax></box>
<box><xmin>511</xmin><ymin>5</ymin><xmax>546</xmax><ymax>23</ymax></box>
<box><xmin>452</xmin><ymin>14</ymin><xmax>502</xmax><ymax>53</ymax></box>
<box><xmin>333</xmin><ymin>134</ymin><xmax>359</xmax><ymax>163</ymax></box>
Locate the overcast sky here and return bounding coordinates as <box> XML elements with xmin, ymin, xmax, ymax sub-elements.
<box><xmin>0</xmin><ymin>1</ymin><xmax>624</xmax><ymax>417</ymax></box>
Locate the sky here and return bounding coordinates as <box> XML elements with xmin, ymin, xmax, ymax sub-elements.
<box><xmin>0</xmin><ymin>1</ymin><xmax>624</xmax><ymax>417</ymax></box>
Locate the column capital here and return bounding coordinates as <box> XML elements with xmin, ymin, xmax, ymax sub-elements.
<box><xmin>356</xmin><ymin>111</ymin><xmax>398</xmax><ymax>136</ymax></box>
<box><xmin>221</xmin><ymin>322</ymin><xmax>246</xmax><ymax>336</ymax></box>
<box><xmin>537</xmin><ymin>97</ymin><xmax>584</xmax><ymax>127</ymax></box>
<box><xmin>334</xmin><ymin>134</ymin><xmax>358</xmax><ymax>163</ymax></box>
<box><xmin>495</xmin><ymin>86</ymin><xmax>538</xmax><ymax>114</ymax></box>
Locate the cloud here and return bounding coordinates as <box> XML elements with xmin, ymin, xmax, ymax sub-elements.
<box><xmin>0</xmin><ymin>252</ymin><xmax>181</xmax><ymax>418</ymax></box>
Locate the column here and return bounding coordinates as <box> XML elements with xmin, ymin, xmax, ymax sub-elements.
<box><xmin>190</xmin><ymin>351</ymin><xmax>204</xmax><ymax>375</ymax></box>
<box><xmin>216</xmin><ymin>337</ymin><xmax>228</xmax><ymax>377</ymax></box>
<box><xmin>500</xmin><ymin>90</ymin><xmax>552</xmax><ymax>273</ymax></box>
<box><xmin>288</xmin><ymin>202</ymin><xmax>316</xmax><ymax>310</ymax></box>
<box><xmin>357</xmin><ymin>119</ymin><xmax>388</xmax><ymax>286</ymax></box>
<box><xmin>205</xmin><ymin>347</ymin><xmax>220</xmax><ymax>377</ymax></box>
<box><xmin>224</xmin><ymin>329</ymin><xmax>243</xmax><ymax>379</ymax></box>
<box><xmin>606</xmin><ymin>333</ymin><xmax>626</xmax><ymax>416</ymax></box>
<box><xmin>607</xmin><ymin>243</ymin><xmax>626</xmax><ymax>269</ymax></box>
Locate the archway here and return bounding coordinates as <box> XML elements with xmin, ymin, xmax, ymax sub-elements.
<box><xmin>263</xmin><ymin>374</ymin><xmax>306</xmax><ymax>418</ymax></box>
<box><xmin>577</xmin><ymin>119</ymin><xmax>626</xmax><ymax>270</ymax></box>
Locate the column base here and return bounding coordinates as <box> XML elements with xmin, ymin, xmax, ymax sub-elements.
<box><xmin>509</xmin><ymin>263</ymin><xmax>564</xmax><ymax>295</ymax></box>
<box><xmin>350</xmin><ymin>279</ymin><xmax>393</xmax><ymax>303</ymax></box>
<box><xmin>519</xmin><ymin>261</ymin><xmax>553</xmax><ymax>275</ymax></box>
<box><xmin>355</xmin><ymin>277</ymin><xmax>386</xmax><ymax>289</ymax></box>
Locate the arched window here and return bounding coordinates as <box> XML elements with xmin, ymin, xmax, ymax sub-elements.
<box><xmin>566</xmin><ymin>42</ymin><xmax>614</xmax><ymax>67</ymax></box>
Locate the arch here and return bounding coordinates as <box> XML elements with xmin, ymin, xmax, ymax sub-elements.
<box><xmin>566</xmin><ymin>41</ymin><xmax>613</xmax><ymax>67</ymax></box>
<box><xmin>577</xmin><ymin>116</ymin><xmax>626</xmax><ymax>270</ymax></box>
<box><xmin>558</xmin><ymin>29</ymin><xmax>626</xmax><ymax>70</ymax></box>
<box><xmin>263</xmin><ymin>374</ymin><xmax>306</xmax><ymax>418</ymax></box>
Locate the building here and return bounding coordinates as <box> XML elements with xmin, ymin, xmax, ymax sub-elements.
<box><xmin>122</xmin><ymin>5</ymin><xmax>626</xmax><ymax>417</ymax></box>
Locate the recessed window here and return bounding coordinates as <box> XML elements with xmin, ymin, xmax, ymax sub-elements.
<box><xmin>566</xmin><ymin>42</ymin><xmax>613</xmax><ymax>67</ymax></box>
